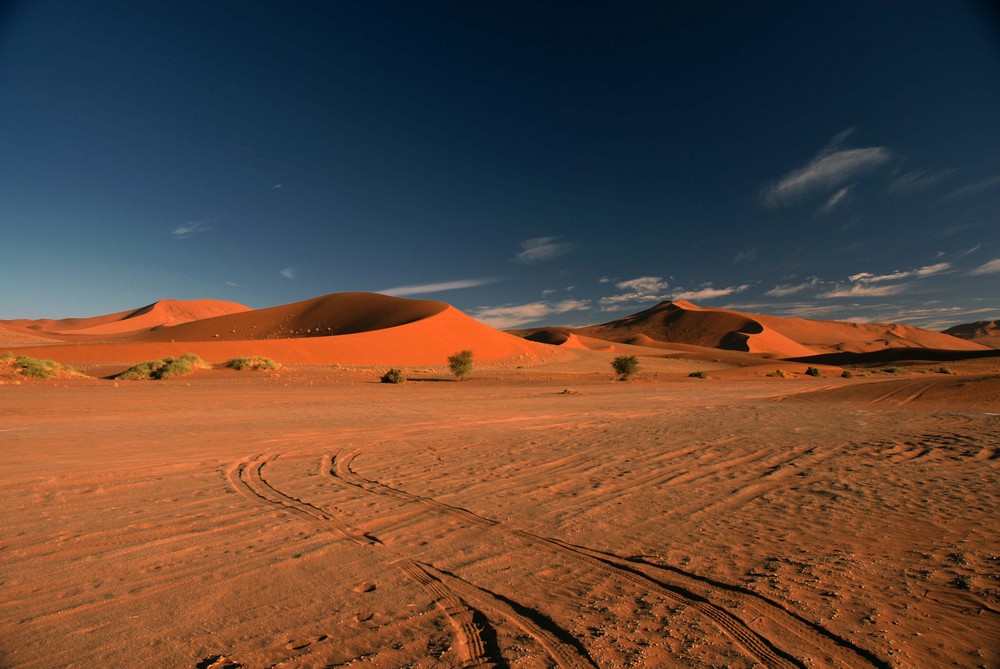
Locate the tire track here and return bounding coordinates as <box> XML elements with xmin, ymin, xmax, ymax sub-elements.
<box><xmin>328</xmin><ymin>446</ymin><xmax>886</xmax><ymax>669</ymax></box>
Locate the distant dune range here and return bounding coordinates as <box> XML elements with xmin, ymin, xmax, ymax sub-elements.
<box><xmin>1</xmin><ymin>293</ymin><xmax>993</xmax><ymax>369</ymax></box>
<box><xmin>942</xmin><ymin>319</ymin><xmax>1000</xmax><ymax>349</ymax></box>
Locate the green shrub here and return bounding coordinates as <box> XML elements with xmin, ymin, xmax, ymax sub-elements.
<box><xmin>115</xmin><ymin>353</ymin><xmax>209</xmax><ymax>380</ymax></box>
<box><xmin>766</xmin><ymin>369</ymin><xmax>787</xmax><ymax>378</ymax></box>
<box><xmin>13</xmin><ymin>355</ymin><xmax>73</xmax><ymax>378</ymax></box>
<box><xmin>937</xmin><ymin>366</ymin><xmax>953</xmax><ymax>375</ymax></box>
<box><xmin>841</xmin><ymin>370</ymin><xmax>853</xmax><ymax>378</ymax></box>
<box><xmin>611</xmin><ymin>355</ymin><xmax>639</xmax><ymax>381</ymax></box>
<box><xmin>380</xmin><ymin>368</ymin><xmax>406</xmax><ymax>384</ymax></box>
<box><xmin>226</xmin><ymin>356</ymin><xmax>280</xmax><ymax>371</ymax></box>
<box><xmin>805</xmin><ymin>366</ymin><xmax>821</xmax><ymax>377</ymax></box>
<box><xmin>688</xmin><ymin>370</ymin><xmax>708</xmax><ymax>379</ymax></box>
<box><xmin>448</xmin><ymin>350</ymin><xmax>473</xmax><ymax>380</ymax></box>
<box><xmin>881</xmin><ymin>366</ymin><xmax>901</xmax><ymax>374</ymax></box>
<box><xmin>0</xmin><ymin>351</ymin><xmax>13</xmax><ymax>360</ymax></box>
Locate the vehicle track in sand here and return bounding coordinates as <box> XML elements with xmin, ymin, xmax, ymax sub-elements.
<box><xmin>326</xmin><ymin>446</ymin><xmax>888</xmax><ymax>669</ymax></box>
<box><xmin>228</xmin><ymin>452</ymin><xmax>597</xmax><ymax>669</ymax></box>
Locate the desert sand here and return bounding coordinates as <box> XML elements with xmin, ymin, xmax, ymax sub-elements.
<box><xmin>1</xmin><ymin>294</ymin><xmax>998</xmax><ymax>668</ymax></box>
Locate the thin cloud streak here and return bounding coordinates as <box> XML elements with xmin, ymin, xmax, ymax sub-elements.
<box><xmin>172</xmin><ymin>221</ymin><xmax>211</xmax><ymax>238</ymax></box>
<box><xmin>514</xmin><ymin>237</ymin><xmax>575</xmax><ymax>264</ymax></box>
<box><xmin>941</xmin><ymin>174</ymin><xmax>1000</xmax><ymax>201</ymax></box>
<box><xmin>472</xmin><ymin>299</ymin><xmax>591</xmax><ymax>329</ymax></box>
<box><xmin>672</xmin><ymin>284</ymin><xmax>750</xmax><ymax>301</ymax></box>
<box><xmin>820</xmin><ymin>283</ymin><xmax>907</xmax><ymax>298</ymax></box>
<box><xmin>380</xmin><ymin>277</ymin><xmax>501</xmax><ymax>296</ymax></box>
<box><xmin>970</xmin><ymin>258</ymin><xmax>1000</xmax><ymax>275</ymax></box>
<box><xmin>279</xmin><ymin>267</ymin><xmax>296</xmax><ymax>280</ymax></box>
<box><xmin>848</xmin><ymin>262</ymin><xmax>951</xmax><ymax>283</ymax></box>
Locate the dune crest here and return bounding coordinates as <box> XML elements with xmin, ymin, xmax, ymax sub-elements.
<box><xmin>942</xmin><ymin>319</ymin><xmax>1000</xmax><ymax>349</ymax></box>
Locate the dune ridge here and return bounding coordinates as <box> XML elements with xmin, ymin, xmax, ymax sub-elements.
<box><xmin>942</xmin><ymin>319</ymin><xmax>1000</xmax><ymax>349</ymax></box>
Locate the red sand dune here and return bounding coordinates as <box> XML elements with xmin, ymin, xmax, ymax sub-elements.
<box><xmin>7</xmin><ymin>293</ymin><xmax>558</xmax><ymax>367</ymax></box>
<box><xmin>1</xmin><ymin>298</ymin><xmax>251</xmax><ymax>336</ymax></box>
<box><xmin>569</xmin><ymin>300</ymin><xmax>986</xmax><ymax>358</ymax></box>
<box><xmin>942</xmin><ymin>319</ymin><xmax>1000</xmax><ymax>349</ymax></box>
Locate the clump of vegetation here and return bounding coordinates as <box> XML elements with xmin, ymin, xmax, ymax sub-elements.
<box><xmin>688</xmin><ymin>370</ymin><xmax>708</xmax><ymax>379</ymax></box>
<box><xmin>226</xmin><ymin>356</ymin><xmax>280</xmax><ymax>371</ymax></box>
<box><xmin>938</xmin><ymin>366</ymin><xmax>953</xmax><ymax>375</ymax></box>
<box><xmin>448</xmin><ymin>350</ymin><xmax>474</xmax><ymax>380</ymax></box>
<box><xmin>611</xmin><ymin>355</ymin><xmax>639</xmax><ymax>381</ymax></box>
<box><xmin>766</xmin><ymin>369</ymin><xmax>787</xmax><ymax>378</ymax></box>
<box><xmin>0</xmin><ymin>351</ymin><xmax>13</xmax><ymax>360</ymax></box>
<box><xmin>881</xmin><ymin>366</ymin><xmax>902</xmax><ymax>374</ymax></box>
<box><xmin>380</xmin><ymin>368</ymin><xmax>406</xmax><ymax>384</ymax></box>
<box><xmin>115</xmin><ymin>353</ymin><xmax>209</xmax><ymax>380</ymax></box>
<box><xmin>11</xmin><ymin>355</ymin><xmax>76</xmax><ymax>379</ymax></box>
<box><xmin>805</xmin><ymin>366</ymin><xmax>822</xmax><ymax>377</ymax></box>
<box><xmin>841</xmin><ymin>370</ymin><xmax>853</xmax><ymax>378</ymax></box>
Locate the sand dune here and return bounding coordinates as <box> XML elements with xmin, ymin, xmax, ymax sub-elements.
<box><xmin>943</xmin><ymin>319</ymin><xmax>1000</xmax><ymax>349</ymax></box>
<box><xmin>0</xmin><ymin>298</ymin><xmax>251</xmax><ymax>337</ymax></box>
<box><xmin>562</xmin><ymin>300</ymin><xmax>987</xmax><ymax>358</ymax></box>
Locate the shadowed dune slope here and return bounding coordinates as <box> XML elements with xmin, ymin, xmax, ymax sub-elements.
<box><xmin>568</xmin><ymin>301</ymin><xmax>986</xmax><ymax>358</ymax></box>
<box><xmin>942</xmin><ymin>319</ymin><xmax>1000</xmax><ymax>349</ymax></box>
<box><xmin>1</xmin><ymin>299</ymin><xmax>251</xmax><ymax>336</ymax></box>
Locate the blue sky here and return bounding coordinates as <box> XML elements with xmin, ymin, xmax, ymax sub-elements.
<box><xmin>1</xmin><ymin>1</ymin><xmax>998</xmax><ymax>330</ymax></box>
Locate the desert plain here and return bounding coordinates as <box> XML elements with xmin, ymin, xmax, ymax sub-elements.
<box><xmin>1</xmin><ymin>294</ymin><xmax>998</xmax><ymax>668</ymax></box>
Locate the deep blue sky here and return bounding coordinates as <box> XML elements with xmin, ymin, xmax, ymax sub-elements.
<box><xmin>2</xmin><ymin>1</ymin><xmax>998</xmax><ymax>329</ymax></box>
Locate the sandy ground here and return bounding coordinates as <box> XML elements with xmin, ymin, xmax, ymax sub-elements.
<box><xmin>1</xmin><ymin>367</ymin><xmax>998</xmax><ymax>668</ymax></box>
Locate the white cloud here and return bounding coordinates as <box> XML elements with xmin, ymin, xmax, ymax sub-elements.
<box><xmin>941</xmin><ymin>174</ymin><xmax>1000</xmax><ymax>201</ymax></box>
<box><xmin>764</xmin><ymin>130</ymin><xmax>890</xmax><ymax>207</ymax></box>
<box><xmin>887</xmin><ymin>168</ymin><xmax>954</xmax><ymax>194</ymax></box>
<box><xmin>733</xmin><ymin>248</ymin><xmax>758</xmax><ymax>263</ymax></box>
<box><xmin>472</xmin><ymin>299</ymin><xmax>591</xmax><ymax>329</ymax></box>
<box><xmin>848</xmin><ymin>262</ymin><xmax>950</xmax><ymax>283</ymax></box>
<box><xmin>279</xmin><ymin>267</ymin><xmax>296</xmax><ymax>280</ymax></box>
<box><xmin>765</xmin><ymin>279</ymin><xmax>819</xmax><ymax>297</ymax></box>
<box><xmin>598</xmin><ymin>276</ymin><xmax>612</xmax><ymax>284</ymax></box>
<box><xmin>272</xmin><ymin>183</ymin><xmax>283</xmax><ymax>189</ymax></box>
<box><xmin>970</xmin><ymin>258</ymin><xmax>1000</xmax><ymax>275</ymax></box>
<box><xmin>380</xmin><ymin>277</ymin><xmax>500</xmax><ymax>296</ymax></box>
<box><xmin>819</xmin><ymin>186</ymin><xmax>852</xmax><ymax>214</ymax></box>
<box><xmin>820</xmin><ymin>283</ymin><xmax>907</xmax><ymax>298</ymax></box>
<box><xmin>599</xmin><ymin>276</ymin><xmax>669</xmax><ymax>309</ymax></box>
<box><xmin>514</xmin><ymin>237</ymin><xmax>575</xmax><ymax>264</ymax></box>
<box><xmin>225</xmin><ymin>281</ymin><xmax>242</xmax><ymax>288</ymax></box>
<box><xmin>672</xmin><ymin>284</ymin><xmax>750</xmax><ymax>301</ymax></box>
<box><xmin>172</xmin><ymin>221</ymin><xmax>211</xmax><ymax>238</ymax></box>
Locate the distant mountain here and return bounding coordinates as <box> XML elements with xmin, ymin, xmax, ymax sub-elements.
<box><xmin>516</xmin><ymin>300</ymin><xmax>988</xmax><ymax>359</ymax></box>
<box><xmin>942</xmin><ymin>320</ymin><xmax>1000</xmax><ymax>349</ymax></box>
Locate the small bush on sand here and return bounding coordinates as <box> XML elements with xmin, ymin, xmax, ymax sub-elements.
<box><xmin>0</xmin><ymin>351</ymin><xmax>13</xmax><ymax>360</ymax></box>
<box><xmin>448</xmin><ymin>350</ymin><xmax>473</xmax><ymax>380</ymax></box>
<box><xmin>766</xmin><ymin>369</ymin><xmax>787</xmax><ymax>378</ymax></box>
<box><xmin>380</xmin><ymin>368</ymin><xmax>406</xmax><ymax>384</ymax></box>
<box><xmin>805</xmin><ymin>366</ymin><xmax>821</xmax><ymax>377</ymax></box>
<box><xmin>938</xmin><ymin>366</ymin><xmax>953</xmax><ymax>375</ymax></box>
<box><xmin>611</xmin><ymin>355</ymin><xmax>639</xmax><ymax>381</ymax></box>
<box><xmin>13</xmin><ymin>355</ymin><xmax>75</xmax><ymax>378</ymax></box>
<box><xmin>116</xmin><ymin>353</ymin><xmax>209</xmax><ymax>380</ymax></box>
<box><xmin>881</xmin><ymin>366</ymin><xmax>901</xmax><ymax>374</ymax></box>
<box><xmin>841</xmin><ymin>370</ymin><xmax>853</xmax><ymax>378</ymax></box>
<box><xmin>226</xmin><ymin>356</ymin><xmax>280</xmax><ymax>371</ymax></box>
<box><xmin>688</xmin><ymin>370</ymin><xmax>708</xmax><ymax>379</ymax></box>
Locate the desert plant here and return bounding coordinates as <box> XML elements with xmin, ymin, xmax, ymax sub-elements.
<box><xmin>938</xmin><ymin>366</ymin><xmax>953</xmax><ymax>375</ymax></box>
<box><xmin>881</xmin><ymin>366</ymin><xmax>901</xmax><ymax>374</ymax></box>
<box><xmin>380</xmin><ymin>368</ymin><xmax>406</xmax><ymax>384</ymax></box>
<box><xmin>688</xmin><ymin>370</ymin><xmax>708</xmax><ymax>379</ymax></box>
<box><xmin>115</xmin><ymin>353</ymin><xmax>209</xmax><ymax>380</ymax></box>
<box><xmin>611</xmin><ymin>355</ymin><xmax>639</xmax><ymax>381</ymax></box>
<box><xmin>805</xmin><ymin>366</ymin><xmax>821</xmax><ymax>377</ymax></box>
<box><xmin>841</xmin><ymin>370</ymin><xmax>853</xmax><ymax>378</ymax></box>
<box><xmin>226</xmin><ymin>356</ymin><xmax>280</xmax><ymax>371</ymax></box>
<box><xmin>13</xmin><ymin>355</ymin><xmax>73</xmax><ymax>378</ymax></box>
<box><xmin>0</xmin><ymin>351</ymin><xmax>13</xmax><ymax>360</ymax></box>
<box><xmin>448</xmin><ymin>350</ymin><xmax>474</xmax><ymax>380</ymax></box>
<box><xmin>766</xmin><ymin>369</ymin><xmax>787</xmax><ymax>378</ymax></box>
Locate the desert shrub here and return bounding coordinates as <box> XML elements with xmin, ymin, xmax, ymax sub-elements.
<box><xmin>688</xmin><ymin>370</ymin><xmax>708</xmax><ymax>379</ymax></box>
<box><xmin>0</xmin><ymin>351</ymin><xmax>13</xmax><ymax>360</ymax></box>
<box><xmin>938</xmin><ymin>366</ymin><xmax>953</xmax><ymax>375</ymax></box>
<box><xmin>115</xmin><ymin>353</ymin><xmax>209</xmax><ymax>380</ymax></box>
<box><xmin>380</xmin><ymin>368</ymin><xmax>406</xmax><ymax>384</ymax></box>
<box><xmin>13</xmin><ymin>355</ymin><xmax>73</xmax><ymax>378</ymax></box>
<box><xmin>881</xmin><ymin>366</ymin><xmax>901</xmax><ymax>374</ymax></box>
<box><xmin>611</xmin><ymin>355</ymin><xmax>639</xmax><ymax>381</ymax></box>
<box><xmin>766</xmin><ymin>369</ymin><xmax>787</xmax><ymax>378</ymax></box>
<box><xmin>805</xmin><ymin>366</ymin><xmax>821</xmax><ymax>377</ymax></box>
<box><xmin>448</xmin><ymin>350</ymin><xmax>473</xmax><ymax>380</ymax></box>
<box><xmin>226</xmin><ymin>356</ymin><xmax>280</xmax><ymax>371</ymax></box>
<box><xmin>841</xmin><ymin>370</ymin><xmax>853</xmax><ymax>378</ymax></box>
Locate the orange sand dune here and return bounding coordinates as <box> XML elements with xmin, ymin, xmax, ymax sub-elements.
<box><xmin>8</xmin><ymin>296</ymin><xmax>559</xmax><ymax>368</ymax></box>
<box><xmin>787</xmin><ymin>373</ymin><xmax>1000</xmax><ymax>408</ymax></box>
<box><xmin>942</xmin><ymin>319</ymin><xmax>1000</xmax><ymax>349</ymax></box>
<box><xmin>569</xmin><ymin>300</ymin><xmax>986</xmax><ymax>358</ymax></box>
<box><xmin>1</xmin><ymin>298</ymin><xmax>251</xmax><ymax>336</ymax></box>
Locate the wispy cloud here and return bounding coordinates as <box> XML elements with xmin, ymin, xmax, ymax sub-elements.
<box><xmin>765</xmin><ymin>278</ymin><xmax>819</xmax><ymax>297</ymax></box>
<box><xmin>848</xmin><ymin>262</ymin><xmax>951</xmax><ymax>283</ymax></box>
<box><xmin>672</xmin><ymin>284</ymin><xmax>750</xmax><ymax>301</ymax></box>
<box><xmin>887</xmin><ymin>168</ymin><xmax>954</xmax><ymax>194</ymax></box>
<box><xmin>472</xmin><ymin>299</ymin><xmax>591</xmax><ymax>329</ymax></box>
<box><xmin>279</xmin><ymin>267</ymin><xmax>296</xmax><ymax>280</ymax></box>
<box><xmin>819</xmin><ymin>283</ymin><xmax>908</xmax><ymax>298</ymax></box>
<box><xmin>514</xmin><ymin>237</ymin><xmax>575</xmax><ymax>264</ymax></box>
<box><xmin>225</xmin><ymin>281</ymin><xmax>242</xmax><ymax>288</ymax></box>
<box><xmin>599</xmin><ymin>276</ymin><xmax>669</xmax><ymax>309</ymax></box>
<box><xmin>764</xmin><ymin>129</ymin><xmax>890</xmax><ymax>208</ymax></box>
<box><xmin>818</xmin><ymin>185</ymin><xmax>852</xmax><ymax>214</ymax></box>
<box><xmin>970</xmin><ymin>258</ymin><xmax>1000</xmax><ymax>275</ymax></box>
<box><xmin>380</xmin><ymin>277</ymin><xmax>500</xmax><ymax>296</ymax></box>
<box><xmin>733</xmin><ymin>248</ymin><xmax>758</xmax><ymax>264</ymax></box>
<box><xmin>941</xmin><ymin>174</ymin><xmax>1000</xmax><ymax>202</ymax></box>
<box><xmin>172</xmin><ymin>221</ymin><xmax>211</xmax><ymax>238</ymax></box>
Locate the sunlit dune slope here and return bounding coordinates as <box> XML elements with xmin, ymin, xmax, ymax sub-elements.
<box><xmin>567</xmin><ymin>300</ymin><xmax>986</xmax><ymax>358</ymax></box>
<box><xmin>1</xmin><ymin>299</ymin><xmax>251</xmax><ymax>336</ymax></box>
